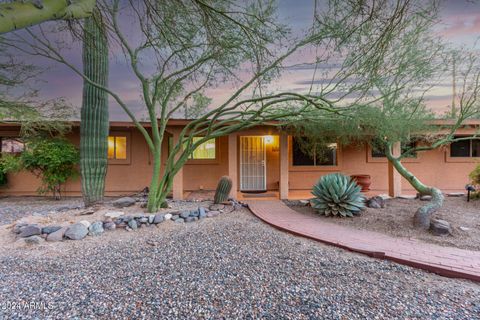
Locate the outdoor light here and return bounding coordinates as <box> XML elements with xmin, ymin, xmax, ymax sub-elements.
<box><xmin>264</xmin><ymin>135</ymin><xmax>274</xmax><ymax>144</ymax></box>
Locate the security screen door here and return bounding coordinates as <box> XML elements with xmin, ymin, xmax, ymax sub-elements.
<box><xmin>240</xmin><ymin>136</ymin><xmax>266</xmax><ymax>191</ymax></box>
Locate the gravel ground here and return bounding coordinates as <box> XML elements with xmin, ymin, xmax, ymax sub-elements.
<box><xmin>0</xmin><ymin>197</ymin><xmax>84</xmax><ymax>225</ymax></box>
<box><xmin>0</xmin><ymin>205</ymin><xmax>479</xmax><ymax>319</ymax></box>
<box><xmin>289</xmin><ymin>197</ymin><xmax>480</xmax><ymax>251</ymax></box>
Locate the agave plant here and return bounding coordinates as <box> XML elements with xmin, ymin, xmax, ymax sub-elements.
<box><xmin>311</xmin><ymin>173</ymin><xmax>366</xmax><ymax>217</ymax></box>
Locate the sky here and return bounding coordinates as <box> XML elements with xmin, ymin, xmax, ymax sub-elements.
<box><xmin>7</xmin><ymin>0</ymin><xmax>480</xmax><ymax>120</ymax></box>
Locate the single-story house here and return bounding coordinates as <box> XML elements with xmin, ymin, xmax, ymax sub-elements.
<box><xmin>1</xmin><ymin>119</ymin><xmax>479</xmax><ymax>199</ymax></box>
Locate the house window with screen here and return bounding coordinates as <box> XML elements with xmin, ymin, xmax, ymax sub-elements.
<box><xmin>108</xmin><ymin>136</ymin><xmax>127</xmax><ymax>160</ymax></box>
<box><xmin>188</xmin><ymin>137</ymin><xmax>216</xmax><ymax>160</ymax></box>
<box><xmin>450</xmin><ymin>138</ymin><xmax>480</xmax><ymax>157</ymax></box>
<box><xmin>292</xmin><ymin>137</ymin><xmax>337</xmax><ymax>166</ymax></box>
<box><xmin>371</xmin><ymin>141</ymin><xmax>417</xmax><ymax>158</ymax></box>
<box><xmin>0</xmin><ymin>137</ymin><xmax>24</xmax><ymax>153</ymax></box>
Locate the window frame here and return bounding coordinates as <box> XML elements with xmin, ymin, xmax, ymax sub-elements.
<box><xmin>0</xmin><ymin>136</ymin><xmax>25</xmax><ymax>154</ymax></box>
<box><xmin>289</xmin><ymin>136</ymin><xmax>342</xmax><ymax>171</ymax></box>
<box><xmin>366</xmin><ymin>142</ymin><xmax>421</xmax><ymax>163</ymax></box>
<box><xmin>107</xmin><ymin>131</ymin><xmax>131</xmax><ymax>165</ymax></box>
<box><xmin>184</xmin><ymin>137</ymin><xmax>220</xmax><ymax>165</ymax></box>
<box><xmin>446</xmin><ymin>136</ymin><xmax>480</xmax><ymax>163</ymax></box>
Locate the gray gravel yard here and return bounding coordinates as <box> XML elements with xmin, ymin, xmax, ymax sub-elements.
<box><xmin>0</xmin><ymin>202</ymin><xmax>479</xmax><ymax>319</ymax></box>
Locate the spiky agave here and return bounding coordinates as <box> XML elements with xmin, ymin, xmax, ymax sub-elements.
<box><xmin>311</xmin><ymin>173</ymin><xmax>366</xmax><ymax>217</ymax></box>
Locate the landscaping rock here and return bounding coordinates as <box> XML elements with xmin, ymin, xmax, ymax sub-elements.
<box><xmin>88</xmin><ymin>221</ymin><xmax>104</xmax><ymax>236</ymax></box>
<box><xmin>148</xmin><ymin>215</ymin><xmax>155</xmax><ymax>224</ymax></box>
<box><xmin>366</xmin><ymin>196</ymin><xmax>385</xmax><ymax>209</ymax></box>
<box><xmin>180</xmin><ymin>211</ymin><xmax>190</xmax><ymax>219</ymax></box>
<box><xmin>209</xmin><ymin>204</ymin><xmax>225</xmax><ymax>211</ymax></box>
<box><xmin>190</xmin><ymin>210</ymin><xmax>199</xmax><ymax>217</ymax></box>
<box><xmin>164</xmin><ymin>213</ymin><xmax>173</xmax><ymax>220</ymax></box>
<box><xmin>153</xmin><ymin>213</ymin><xmax>165</xmax><ymax>224</ymax></box>
<box><xmin>199</xmin><ymin>207</ymin><xmax>207</xmax><ymax>219</ymax></box>
<box><xmin>46</xmin><ymin>227</ymin><xmax>67</xmax><ymax>242</ymax></box>
<box><xmin>138</xmin><ymin>217</ymin><xmax>149</xmax><ymax>224</ymax></box>
<box><xmin>207</xmin><ymin>211</ymin><xmax>220</xmax><ymax>218</ymax></box>
<box><xmin>122</xmin><ymin>215</ymin><xmax>133</xmax><ymax>222</ymax></box>
<box><xmin>127</xmin><ymin>219</ymin><xmax>138</xmax><ymax>230</ymax></box>
<box><xmin>459</xmin><ymin>226</ymin><xmax>471</xmax><ymax>232</ymax></box>
<box><xmin>104</xmin><ymin>211</ymin><xmax>124</xmax><ymax>219</ymax></box>
<box><xmin>12</xmin><ymin>222</ymin><xmax>28</xmax><ymax>234</ymax></box>
<box><xmin>185</xmin><ymin>216</ymin><xmax>195</xmax><ymax>223</ymax></box>
<box><xmin>24</xmin><ymin>235</ymin><xmax>44</xmax><ymax>245</ymax></box>
<box><xmin>41</xmin><ymin>226</ymin><xmax>62</xmax><ymax>235</ymax></box>
<box><xmin>299</xmin><ymin>199</ymin><xmax>310</xmax><ymax>206</ymax></box>
<box><xmin>419</xmin><ymin>195</ymin><xmax>432</xmax><ymax>201</ymax></box>
<box><xmin>430</xmin><ymin>219</ymin><xmax>452</xmax><ymax>236</ymax></box>
<box><xmin>103</xmin><ymin>221</ymin><xmax>116</xmax><ymax>231</ymax></box>
<box><xmin>446</xmin><ymin>192</ymin><xmax>464</xmax><ymax>197</ymax></box>
<box><xmin>18</xmin><ymin>225</ymin><xmax>42</xmax><ymax>238</ymax></box>
<box><xmin>112</xmin><ymin>197</ymin><xmax>136</xmax><ymax>208</ymax></box>
<box><xmin>171</xmin><ymin>215</ymin><xmax>179</xmax><ymax>221</ymax></box>
<box><xmin>79</xmin><ymin>220</ymin><xmax>91</xmax><ymax>229</ymax></box>
<box><xmin>65</xmin><ymin>223</ymin><xmax>89</xmax><ymax>240</ymax></box>
<box><xmin>174</xmin><ymin>218</ymin><xmax>185</xmax><ymax>223</ymax></box>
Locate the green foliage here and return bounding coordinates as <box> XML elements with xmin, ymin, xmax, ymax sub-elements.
<box><xmin>0</xmin><ymin>153</ymin><xmax>22</xmax><ymax>186</ymax></box>
<box><xmin>214</xmin><ymin>176</ymin><xmax>232</xmax><ymax>204</ymax></box>
<box><xmin>469</xmin><ymin>164</ymin><xmax>480</xmax><ymax>186</ymax></box>
<box><xmin>21</xmin><ymin>138</ymin><xmax>79</xmax><ymax>197</ymax></box>
<box><xmin>311</xmin><ymin>173</ymin><xmax>365</xmax><ymax>217</ymax></box>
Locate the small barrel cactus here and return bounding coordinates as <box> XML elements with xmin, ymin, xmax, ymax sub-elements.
<box><xmin>214</xmin><ymin>176</ymin><xmax>233</xmax><ymax>204</ymax></box>
<box><xmin>311</xmin><ymin>173</ymin><xmax>365</xmax><ymax>217</ymax></box>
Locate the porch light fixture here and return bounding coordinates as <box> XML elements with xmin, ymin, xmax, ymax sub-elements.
<box><xmin>264</xmin><ymin>135</ymin><xmax>274</xmax><ymax>144</ymax></box>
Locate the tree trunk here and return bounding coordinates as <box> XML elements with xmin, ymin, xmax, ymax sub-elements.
<box><xmin>386</xmin><ymin>153</ymin><xmax>444</xmax><ymax>229</ymax></box>
<box><xmin>0</xmin><ymin>0</ymin><xmax>96</xmax><ymax>34</ymax></box>
<box><xmin>80</xmin><ymin>12</ymin><xmax>109</xmax><ymax>207</ymax></box>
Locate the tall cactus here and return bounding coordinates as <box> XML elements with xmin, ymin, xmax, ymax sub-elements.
<box><xmin>80</xmin><ymin>10</ymin><xmax>109</xmax><ymax>206</ymax></box>
<box><xmin>214</xmin><ymin>176</ymin><xmax>233</xmax><ymax>204</ymax></box>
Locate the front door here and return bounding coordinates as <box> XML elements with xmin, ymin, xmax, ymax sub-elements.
<box><xmin>240</xmin><ymin>136</ymin><xmax>266</xmax><ymax>192</ymax></box>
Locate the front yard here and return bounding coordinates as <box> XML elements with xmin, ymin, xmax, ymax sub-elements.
<box><xmin>288</xmin><ymin>196</ymin><xmax>480</xmax><ymax>251</ymax></box>
<box><xmin>0</xmin><ymin>197</ymin><xmax>479</xmax><ymax>319</ymax></box>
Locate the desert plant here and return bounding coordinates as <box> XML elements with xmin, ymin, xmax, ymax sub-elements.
<box><xmin>21</xmin><ymin>138</ymin><xmax>79</xmax><ymax>199</ymax></box>
<box><xmin>311</xmin><ymin>173</ymin><xmax>366</xmax><ymax>217</ymax></box>
<box><xmin>469</xmin><ymin>164</ymin><xmax>480</xmax><ymax>186</ymax></box>
<box><xmin>214</xmin><ymin>176</ymin><xmax>232</xmax><ymax>204</ymax></box>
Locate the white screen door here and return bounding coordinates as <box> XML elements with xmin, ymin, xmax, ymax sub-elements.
<box><xmin>240</xmin><ymin>136</ymin><xmax>266</xmax><ymax>191</ymax></box>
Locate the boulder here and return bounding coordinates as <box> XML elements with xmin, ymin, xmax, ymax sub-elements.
<box><xmin>122</xmin><ymin>215</ymin><xmax>133</xmax><ymax>222</ymax></box>
<box><xmin>185</xmin><ymin>216</ymin><xmax>195</xmax><ymax>223</ymax></box>
<box><xmin>103</xmin><ymin>221</ymin><xmax>116</xmax><ymax>231</ymax></box>
<box><xmin>153</xmin><ymin>213</ymin><xmax>165</xmax><ymax>224</ymax></box>
<box><xmin>65</xmin><ymin>223</ymin><xmax>89</xmax><ymax>240</ymax></box>
<box><xmin>174</xmin><ymin>218</ymin><xmax>185</xmax><ymax>223</ymax></box>
<box><xmin>104</xmin><ymin>211</ymin><xmax>124</xmax><ymax>219</ymax></box>
<box><xmin>17</xmin><ymin>235</ymin><xmax>44</xmax><ymax>245</ymax></box>
<box><xmin>180</xmin><ymin>211</ymin><xmax>190</xmax><ymax>219</ymax></box>
<box><xmin>138</xmin><ymin>217</ymin><xmax>149</xmax><ymax>224</ymax></box>
<box><xmin>78</xmin><ymin>220</ymin><xmax>91</xmax><ymax>229</ymax></box>
<box><xmin>88</xmin><ymin>221</ymin><xmax>104</xmax><ymax>236</ymax></box>
<box><xmin>127</xmin><ymin>219</ymin><xmax>138</xmax><ymax>230</ymax></box>
<box><xmin>112</xmin><ymin>197</ymin><xmax>136</xmax><ymax>208</ymax></box>
<box><xmin>18</xmin><ymin>225</ymin><xmax>42</xmax><ymax>238</ymax></box>
<box><xmin>164</xmin><ymin>213</ymin><xmax>173</xmax><ymax>220</ymax></box>
<box><xmin>41</xmin><ymin>226</ymin><xmax>62</xmax><ymax>235</ymax></box>
<box><xmin>148</xmin><ymin>215</ymin><xmax>155</xmax><ymax>224</ymax></box>
<box><xmin>430</xmin><ymin>219</ymin><xmax>452</xmax><ymax>236</ymax></box>
<box><xmin>171</xmin><ymin>215</ymin><xmax>179</xmax><ymax>220</ymax></box>
<box><xmin>12</xmin><ymin>222</ymin><xmax>28</xmax><ymax>234</ymax></box>
<box><xmin>198</xmin><ymin>207</ymin><xmax>207</xmax><ymax>219</ymax></box>
<box><xmin>46</xmin><ymin>227</ymin><xmax>68</xmax><ymax>242</ymax></box>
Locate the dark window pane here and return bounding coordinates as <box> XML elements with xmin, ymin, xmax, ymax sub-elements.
<box><xmin>316</xmin><ymin>143</ymin><xmax>337</xmax><ymax>165</ymax></box>
<box><xmin>401</xmin><ymin>141</ymin><xmax>417</xmax><ymax>158</ymax></box>
<box><xmin>472</xmin><ymin>140</ymin><xmax>480</xmax><ymax>157</ymax></box>
<box><xmin>371</xmin><ymin>145</ymin><xmax>386</xmax><ymax>157</ymax></box>
<box><xmin>450</xmin><ymin>140</ymin><xmax>470</xmax><ymax>157</ymax></box>
<box><xmin>292</xmin><ymin>137</ymin><xmax>315</xmax><ymax>166</ymax></box>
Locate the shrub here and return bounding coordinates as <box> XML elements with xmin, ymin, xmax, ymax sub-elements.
<box><xmin>311</xmin><ymin>173</ymin><xmax>366</xmax><ymax>217</ymax></box>
<box><xmin>0</xmin><ymin>153</ymin><xmax>22</xmax><ymax>186</ymax></box>
<box><xmin>21</xmin><ymin>138</ymin><xmax>79</xmax><ymax>198</ymax></box>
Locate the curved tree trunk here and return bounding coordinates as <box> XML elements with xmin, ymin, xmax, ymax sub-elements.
<box><xmin>0</xmin><ymin>0</ymin><xmax>96</xmax><ymax>34</ymax></box>
<box><xmin>80</xmin><ymin>11</ymin><xmax>109</xmax><ymax>206</ymax></box>
<box><xmin>386</xmin><ymin>152</ymin><xmax>444</xmax><ymax>229</ymax></box>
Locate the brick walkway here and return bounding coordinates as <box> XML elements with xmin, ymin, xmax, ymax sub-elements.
<box><xmin>247</xmin><ymin>200</ymin><xmax>480</xmax><ymax>282</ymax></box>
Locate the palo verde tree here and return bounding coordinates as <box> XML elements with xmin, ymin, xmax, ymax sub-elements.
<box><xmin>0</xmin><ymin>0</ymin><xmax>96</xmax><ymax>34</ymax></box>
<box><xmin>286</xmin><ymin>8</ymin><xmax>480</xmax><ymax>229</ymax></box>
<box><xmin>2</xmin><ymin>0</ymin><xmax>433</xmax><ymax>212</ymax></box>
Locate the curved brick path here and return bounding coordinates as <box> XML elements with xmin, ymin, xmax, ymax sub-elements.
<box><xmin>247</xmin><ymin>200</ymin><xmax>480</xmax><ymax>282</ymax></box>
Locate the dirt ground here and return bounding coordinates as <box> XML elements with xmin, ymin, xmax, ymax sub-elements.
<box><xmin>289</xmin><ymin>197</ymin><xmax>480</xmax><ymax>251</ymax></box>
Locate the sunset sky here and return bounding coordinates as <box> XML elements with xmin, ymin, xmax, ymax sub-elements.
<box><xmin>13</xmin><ymin>0</ymin><xmax>480</xmax><ymax>120</ymax></box>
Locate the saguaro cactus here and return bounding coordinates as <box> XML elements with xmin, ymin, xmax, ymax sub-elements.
<box><xmin>214</xmin><ymin>176</ymin><xmax>233</xmax><ymax>204</ymax></box>
<box><xmin>80</xmin><ymin>11</ymin><xmax>109</xmax><ymax>206</ymax></box>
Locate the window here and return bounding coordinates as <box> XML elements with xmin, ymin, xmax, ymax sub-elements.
<box><xmin>188</xmin><ymin>137</ymin><xmax>216</xmax><ymax>160</ymax></box>
<box><xmin>371</xmin><ymin>141</ymin><xmax>417</xmax><ymax>158</ymax></box>
<box><xmin>108</xmin><ymin>136</ymin><xmax>127</xmax><ymax>160</ymax></box>
<box><xmin>292</xmin><ymin>137</ymin><xmax>337</xmax><ymax>166</ymax></box>
<box><xmin>450</xmin><ymin>138</ymin><xmax>480</xmax><ymax>157</ymax></box>
<box><xmin>0</xmin><ymin>137</ymin><xmax>24</xmax><ymax>153</ymax></box>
